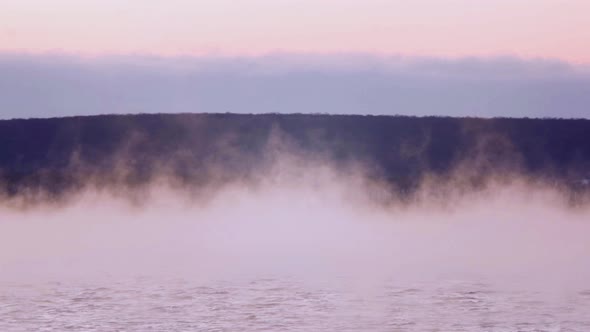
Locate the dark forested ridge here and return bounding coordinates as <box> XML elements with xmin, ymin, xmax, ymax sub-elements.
<box><xmin>1</xmin><ymin>113</ymin><xmax>589</xmax><ymax>199</ymax></box>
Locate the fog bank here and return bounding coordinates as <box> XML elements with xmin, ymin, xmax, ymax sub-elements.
<box><xmin>1</xmin><ymin>159</ymin><xmax>589</xmax><ymax>295</ymax></box>
<box><xmin>2</xmin><ymin>53</ymin><xmax>590</xmax><ymax>119</ymax></box>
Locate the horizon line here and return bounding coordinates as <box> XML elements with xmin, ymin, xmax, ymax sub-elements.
<box><xmin>3</xmin><ymin>112</ymin><xmax>589</xmax><ymax>122</ymax></box>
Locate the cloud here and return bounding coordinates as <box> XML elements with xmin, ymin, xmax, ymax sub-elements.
<box><xmin>1</xmin><ymin>53</ymin><xmax>589</xmax><ymax>119</ymax></box>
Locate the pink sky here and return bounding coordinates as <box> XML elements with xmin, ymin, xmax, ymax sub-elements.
<box><xmin>1</xmin><ymin>0</ymin><xmax>589</xmax><ymax>64</ymax></box>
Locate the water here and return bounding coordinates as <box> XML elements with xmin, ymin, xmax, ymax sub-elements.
<box><xmin>2</xmin><ymin>183</ymin><xmax>590</xmax><ymax>331</ymax></box>
<box><xmin>2</xmin><ymin>277</ymin><xmax>590</xmax><ymax>332</ymax></box>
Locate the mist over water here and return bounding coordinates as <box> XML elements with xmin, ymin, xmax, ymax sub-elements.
<box><xmin>1</xmin><ymin>155</ymin><xmax>590</xmax><ymax>331</ymax></box>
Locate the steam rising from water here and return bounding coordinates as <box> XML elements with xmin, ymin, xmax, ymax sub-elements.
<box><xmin>1</xmin><ymin>155</ymin><xmax>589</xmax><ymax>295</ymax></box>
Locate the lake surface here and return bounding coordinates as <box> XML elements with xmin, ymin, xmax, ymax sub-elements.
<box><xmin>2</xmin><ymin>276</ymin><xmax>589</xmax><ymax>332</ymax></box>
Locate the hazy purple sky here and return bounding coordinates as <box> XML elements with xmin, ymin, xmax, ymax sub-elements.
<box><xmin>1</xmin><ymin>1</ymin><xmax>589</xmax><ymax>119</ymax></box>
<box><xmin>1</xmin><ymin>54</ymin><xmax>589</xmax><ymax>119</ymax></box>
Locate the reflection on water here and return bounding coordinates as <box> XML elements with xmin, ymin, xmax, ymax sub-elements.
<box><xmin>2</xmin><ymin>277</ymin><xmax>589</xmax><ymax>331</ymax></box>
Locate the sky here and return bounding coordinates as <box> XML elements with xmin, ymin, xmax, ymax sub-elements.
<box><xmin>1</xmin><ymin>0</ymin><xmax>589</xmax><ymax>119</ymax></box>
